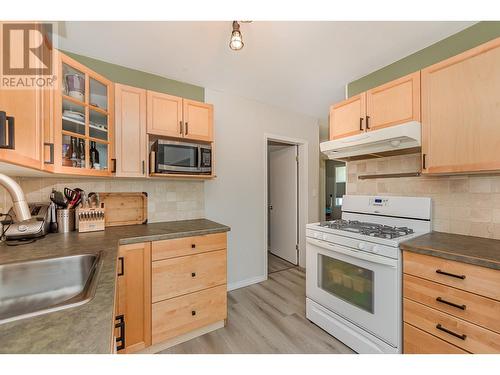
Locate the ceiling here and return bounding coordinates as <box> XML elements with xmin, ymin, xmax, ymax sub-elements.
<box><xmin>59</xmin><ymin>21</ymin><xmax>475</xmax><ymax>119</ymax></box>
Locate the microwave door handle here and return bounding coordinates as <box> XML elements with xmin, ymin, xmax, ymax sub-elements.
<box><xmin>197</xmin><ymin>147</ymin><xmax>202</xmax><ymax>170</ymax></box>
<box><xmin>306</xmin><ymin>237</ymin><xmax>397</xmax><ymax>267</ymax></box>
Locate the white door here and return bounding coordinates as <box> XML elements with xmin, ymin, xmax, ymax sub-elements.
<box><xmin>268</xmin><ymin>144</ymin><xmax>298</xmax><ymax>265</ymax></box>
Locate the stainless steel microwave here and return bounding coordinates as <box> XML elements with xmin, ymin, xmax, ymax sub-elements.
<box><xmin>151</xmin><ymin>139</ymin><xmax>212</xmax><ymax>174</ymax></box>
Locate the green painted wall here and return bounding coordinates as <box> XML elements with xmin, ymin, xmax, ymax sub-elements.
<box><xmin>63</xmin><ymin>50</ymin><xmax>204</xmax><ymax>102</ymax></box>
<box><xmin>348</xmin><ymin>21</ymin><xmax>500</xmax><ymax>97</ymax></box>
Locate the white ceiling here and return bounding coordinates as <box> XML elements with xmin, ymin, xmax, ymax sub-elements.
<box><xmin>59</xmin><ymin>21</ymin><xmax>475</xmax><ymax>119</ymax></box>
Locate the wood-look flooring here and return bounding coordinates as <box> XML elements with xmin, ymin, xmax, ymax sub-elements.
<box><xmin>158</xmin><ymin>268</ymin><xmax>354</xmax><ymax>354</ymax></box>
<box><xmin>268</xmin><ymin>252</ymin><xmax>296</xmax><ymax>274</ymax></box>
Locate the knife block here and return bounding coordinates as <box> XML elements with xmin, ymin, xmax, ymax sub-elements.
<box><xmin>76</xmin><ymin>207</ymin><xmax>105</xmax><ymax>233</ymax></box>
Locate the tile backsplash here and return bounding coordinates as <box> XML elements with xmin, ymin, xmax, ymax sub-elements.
<box><xmin>0</xmin><ymin>177</ymin><xmax>205</xmax><ymax>223</ymax></box>
<box><xmin>346</xmin><ymin>153</ymin><xmax>500</xmax><ymax>240</ymax></box>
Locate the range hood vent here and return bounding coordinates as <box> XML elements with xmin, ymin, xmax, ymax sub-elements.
<box><xmin>320</xmin><ymin>121</ymin><xmax>421</xmax><ymax>161</ymax></box>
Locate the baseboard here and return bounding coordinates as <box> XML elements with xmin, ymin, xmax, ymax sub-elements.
<box><xmin>138</xmin><ymin>320</ymin><xmax>225</xmax><ymax>354</ymax></box>
<box><xmin>227</xmin><ymin>274</ymin><xmax>267</xmax><ymax>291</ymax></box>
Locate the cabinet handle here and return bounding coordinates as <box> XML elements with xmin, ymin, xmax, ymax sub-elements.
<box><xmin>118</xmin><ymin>257</ymin><xmax>124</xmax><ymax>276</ymax></box>
<box><xmin>422</xmin><ymin>153</ymin><xmax>426</xmax><ymax>169</ymax></box>
<box><xmin>111</xmin><ymin>158</ymin><xmax>117</xmax><ymax>173</ymax></box>
<box><xmin>185</xmin><ymin>122</ymin><xmax>189</xmax><ymax>135</ymax></box>
<box><xmin>115</xmin><ymin>315</ymin><xmax>126</xmax><ymax>351</ymax></box>
<box><xmin>44</xmin><ymin>142</ymin><xmax>54</xmax><ymax>164</ymax></box>
<box><xmin>191</xmin><ymin>310</ymin><xmax>196</xmax><ymax>316</ymax></box>
<box><xmin>0</xmin><ymin>111</ymin><xmax>15</xmax><ymax>150</ymax></box>
<box><xmin>436</xmin><ymin>269</ymin><xmax>465</xmax><ymax>280</ymax></box>
<box><xmin>191</xmin><ymin>243</ymin><xmax>196</xmax><ymax>249</ymax></box>
<box><xmin>436</xmin><ymin>323</ymin><xmax>466</xmax><ymax>341</ymax></box>
<box><xmin>191</xmin><ymin>272</ymin><xmax>196</xmax><ymax>278</ymax></box>
<box><xmin>359</xmin><ymin>117</ymin><xmax>364</xmax><ymax>131</ymax></box>
<box><xmin>179</xmin><ymin>121</ymin><xmax>183</xmax><ymax>135</ymax></box>
<box><xmin>365</xmin><ymin>115</ymin><xmax>370</xmax><ymax>130</ymax></box>
<box><xmin>436</xmin><ymin>297</ymin><xmax>466</xmax><ymax>310</ymax></box>
<box><xmin>142</xmin><ymin>160</ymin><xmax>145</xmax><ymax>175</ymax></box>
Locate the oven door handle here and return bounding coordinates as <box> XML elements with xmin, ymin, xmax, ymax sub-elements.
<box><xmin>307</xmin><ymin>237</ymin><xmax>397</xmax><ymax>267</ymax></box>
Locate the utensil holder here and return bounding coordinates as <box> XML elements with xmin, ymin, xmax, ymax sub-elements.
<box><xmin>56</xmin><ymin>208</ymin><xmax>75</xmax><ymax>233</ymax></box>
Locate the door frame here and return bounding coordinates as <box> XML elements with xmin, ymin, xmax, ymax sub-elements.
<box><xmin>264</xmin><ymin>133</ymin><xmax>309</xmax><ymax>275</ymax></box>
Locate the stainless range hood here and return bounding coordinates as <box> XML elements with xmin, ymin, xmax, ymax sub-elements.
<box><xmin>320</xmin><ymin>121</ymin><xmax>421</xmax><ymax>161</ymax></box>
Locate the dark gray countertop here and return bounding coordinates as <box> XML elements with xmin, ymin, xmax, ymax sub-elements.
<box><xmin>401</xmin><ymin>231</ymin><xmax>500</xmax><ymax>270</ymax></box>
<box><xmin>0</xmin><ymin>219</ymin><xmax>230</xmax><ymax>354</ymax></box>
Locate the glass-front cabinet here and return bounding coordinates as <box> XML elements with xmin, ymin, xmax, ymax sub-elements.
<box><xmin>46</xmin><ymin>51</ymin><xmax>113</xmax><ymax>175</ymax></box>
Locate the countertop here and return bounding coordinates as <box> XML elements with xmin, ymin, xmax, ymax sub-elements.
<box><xmin>401</xmin><ymin>231</ymin><xmax>500</xmax><ymax>270</ymax></box>
<box><xmin>0</xmin><ymin>219</ymin><xmax>230</xmax><ymax>354</ymax></box>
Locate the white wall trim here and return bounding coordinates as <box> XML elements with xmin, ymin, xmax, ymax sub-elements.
<box><xmin>227</xmin><ymin>274</ymin><xmax>267</xmax><ymax>291</ymax></box>
<box><xmin>264</xmin><ymin>133</ymin><xmax>309</xmax><ymax>271</ymax></box>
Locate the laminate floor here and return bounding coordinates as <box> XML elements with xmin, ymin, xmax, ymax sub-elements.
<box><xmin>268</xmin><ymin>252</ymin><xmax>296</xmax><ymax>274</ymax></box>
<box><xmin>158</xmin><ymin>268</ymin><xmax>354</xmax><ymax>354</ymax></box>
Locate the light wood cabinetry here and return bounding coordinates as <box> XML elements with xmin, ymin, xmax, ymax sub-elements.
<box><xmin>115</xmin><ymin>242</ymin><xmax>152</xmax><ymax>353</ymax></box>
<box><xmin>147</xmin><ymin>92</ymin><xmax>213</xmax><ymax>143</ymax></box>
<box><xmin>403</xmin><ymin>251</ymin><xmax>500</xmax><ymax>354</ymax></box>
<box><xmin>152</xmin><ymin>232</ymin><xmax>227</xmax><ymax>261</ymax></box>
<box><xmin>366</xmin><ymin>71</ymin><xmax>420</xmax><ymax>131</ymax></box>
<box><xmin>329</xmin><ymin>94</ymin><xmax>365</xmax><ymax>140</ymax></box>
<box><xmin>114</xmin><ymin>84</ymin><xmax>147</xmax><ymax>177</ymax></box>
<box><xmin>329</xmin><ymin>72</ymin><xmax>420</xmax><ymax>140</ymax></box>
<box><xmin>421</xmin><ymin>37</ymin><xmax>500</xmax><ymax>174</ymax></box>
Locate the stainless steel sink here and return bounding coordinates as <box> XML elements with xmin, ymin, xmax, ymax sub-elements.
<box><xmin>0</xmin><ymin>252</ymin><xmax>103</xmax><ymax>325</ymax></box>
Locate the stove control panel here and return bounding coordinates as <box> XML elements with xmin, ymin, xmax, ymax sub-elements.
<box><xmin>369</xmin><ymin>197</ymin><xmax>389</xmax><ymax>207</ymax></box>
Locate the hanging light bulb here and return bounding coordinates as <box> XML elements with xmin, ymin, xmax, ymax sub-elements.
<box><xmin>229</xmin><ymin>21</ymin><xmax>244</xmax><ymax>51</ymax></box>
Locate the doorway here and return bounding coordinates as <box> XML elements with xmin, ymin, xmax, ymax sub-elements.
<box><xmin>324</xmin><ymin>160</ymin><xmax>346</xmax><ymax>221</ymax></box>
<box><xmin>267</xmin><ymin>140</ymin><xmax>298</xmax><ymax>274</ymax></box>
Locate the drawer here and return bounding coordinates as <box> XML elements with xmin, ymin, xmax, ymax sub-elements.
<box><xmin>152</xmin><ymin>285</ymin><xmax>227</xmax><ymax>344</ymax></box>
<box><xmin>404</xmin><ymin>274</ymin><xmax>500</xmax><ymax>333</ymax></box>
<box><xmin>404</xmin><ymin>323</ymin><xmax>468</xmax><ymax>354</ymax></box>
<box><xmin>152</xmin><ymin>249</ymin><xmax>226</xmax><ymax>302</ymax></box>
<box><xmin>152</xmin><ymin>232</ymin><xmax>227</xmax><ymax>261</ymax></box>
<box><xmin>404</xmin><ymin>298</ymin><xmax>500</xmax><ymax>353</ymax></box>
<box><xmin>403</xmin><ymin>251</ymin><xmax>500</xmax><ymax>300</ymax></box>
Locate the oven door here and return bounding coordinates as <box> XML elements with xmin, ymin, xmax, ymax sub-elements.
<box><xmin>306</xmin><ymin>237</ymin><xmax>400</xmax><ymax>347</ymax></box>
<box><xmin>156</xmin><ymin>142</ymin><xmax>201</xmax><ymax>173</ymax></box>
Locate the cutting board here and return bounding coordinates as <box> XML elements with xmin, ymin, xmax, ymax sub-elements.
<box><xmin>99</xmin><ymin>192</ymin><xmax>148</xmax><ymax>227</ymax></box>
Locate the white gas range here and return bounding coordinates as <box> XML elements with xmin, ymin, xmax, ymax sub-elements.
<box><xmin>306</xmin><ymin>195</ymin><xmax>431</xmax><ymax>354</ymax></box>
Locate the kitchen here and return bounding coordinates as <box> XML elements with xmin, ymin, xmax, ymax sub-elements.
<box><xmin>0</xmin><ymin>5</ymin><xmax>500</xmax><ymax>372</ymax></box>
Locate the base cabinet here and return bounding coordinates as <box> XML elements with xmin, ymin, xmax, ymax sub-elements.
<box><xmin>115</xmin><ymin>242</ymin><xmax>152</xmax><ymax>353</ymax></box>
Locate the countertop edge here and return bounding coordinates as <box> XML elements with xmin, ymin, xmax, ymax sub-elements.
<box><xmin>117</xmin><ymin>225</ymin><xmax>231</xmax><ymax>245</ymax></box>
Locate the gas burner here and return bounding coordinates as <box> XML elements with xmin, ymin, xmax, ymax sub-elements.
<box><xmin>319</xmin><ymin>220</ymin><xmax>414</xmax><ymax>239</ymax></box>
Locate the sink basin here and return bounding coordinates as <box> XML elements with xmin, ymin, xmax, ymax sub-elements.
<box><xmin>0</xmin><ymin>252</ymin><xmax>103</xmax><ymax>325</ymax></box>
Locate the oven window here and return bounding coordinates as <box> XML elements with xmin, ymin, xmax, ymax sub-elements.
<box><xmin>163</xmin><ymin>145</ymin><xmax>198</xmax><ymax>168</ymax></box>
<box><xmin>318</xmin><ymin>254</ymin><xmax>374</xmax><ymax>313</ymax></box>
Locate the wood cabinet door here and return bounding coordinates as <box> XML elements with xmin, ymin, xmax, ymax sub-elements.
<box><xmin>115</xmin><ymin>84</ymin><xmax>147</xmax><ymax>177</ymax></box>
<box><xmin>421</xmin><ymin>37</ymin><xmax>500</xmax><ymax>174</ymax></box>
<box><xmin>182</xmin><ymin>99</ymin><xmax>213</xmax><ymax>142</ymax></box>
<box><xmin>116</xmin><ymin>242</ymin><xmax>152</xmax><ymax>353</ymax></box>
<box><xmin>329</xmin><ymin>93</ymin><xmax>366</xmax><ymax>140</ymax></box>
<box><xmin>366</xmin><ymin>71</ymin><xmax>420</xmax><ymax>131</ymax></box>
<box><xmin>0</xmin><ymin>87</ymin><xmax>43</xmax><ymax>169</ymax></box>
<box><xmin>146</xmin><ymin>90</ymin><xmax>183</xmax><ymax>137</ymax></box>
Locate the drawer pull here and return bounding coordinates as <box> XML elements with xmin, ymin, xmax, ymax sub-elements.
<box><xmin>192</xmin><ymin>310</ymin><xmax>196</xmax><ymax>316</ymax></box>
<box><xmin>436</xmin><ymin>297</ymin><xmax>466</xmax><ymax>310</ymax></box>
<box><xmin>436</xmin><ymin>323</ymin><xmax>467</xmax><ymax>341</ymax></box>
<box><xmin>191</xmin><ymin>244</ymin><xmax>196</xmax><ymax>249</ymax></box>
<box><xmin>436</xmin><ymin>269</ymin><xmax>466</xmax><ymax>280</ymax></box>
<box><xmin>191</xmin><ymin>272</ymin><xmax>196</xmax><ymax>277</ymax></box>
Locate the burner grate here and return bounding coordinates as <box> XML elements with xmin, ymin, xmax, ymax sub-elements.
<box><xmin>319</xmin><ymin>220</ymin><xmax>414</xmax><ymax>239</ymax></box>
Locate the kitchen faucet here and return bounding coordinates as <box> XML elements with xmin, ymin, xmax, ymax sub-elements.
<box><xmin>0</xmin><ymin>173</ymin><xmax>31</xmax><ymax>222</ymax></box>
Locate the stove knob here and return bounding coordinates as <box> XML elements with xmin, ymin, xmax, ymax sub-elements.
<box><xmin>357</xmin><ymin>243</ymin><xmax>365</xmax><ymax>250</ymax></box>
<box><xmin>372</xmin><ymin>246</ymin><xmax>380</xmax><ymax>254</ymax></box>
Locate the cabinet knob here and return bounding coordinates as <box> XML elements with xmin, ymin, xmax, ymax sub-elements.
<box><xmin>191</xmin><ymin>310</ymin><xmax>196</xmax><ymax>316</ymax></box>
<box><xmin>191</xmin><ymin>272</ymin><xmax>196</xmax><ymax>277</ymax></box>
<box><xmin>191</xmin><ymin>244</ymin><xmax>196</xmax><ymax>249</ymax></box>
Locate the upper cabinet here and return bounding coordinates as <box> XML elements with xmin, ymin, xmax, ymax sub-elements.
<box><xmin>49</xmin><ymin>51</ymin><xmax>114</xmax><ymax>176</ymax></box>
<box><xmin>115</xmin><ymin>84</ymin><xmax>147</xmax><ymax>178</ymax></box>
<box><xmin>329</xmin><ymin>94</ymin><xmax>365</xmax><ymax>140</ymax></box>
<box><xmin>365</xmin><ymin>71</ymin><xmax>420</xmax><ymax>131</ymax></box>
<box><xmin>146</xmin><ymin>91</ymin><xmax>183</xmax><ymax>138</ymax></box>
<box><xmin>329</xmin><ymin>72</ymin><xmax>420</xmax><ymax>140</ymax></box>
<box><xmin>421</xmin><ymin>37</ymin><xmax>500</xmax><ymax>174</ymax></box>
<box><xmin>147</xmin><ymin>92</ymin><xmax>214</xmax><ymax>143</ymax></box>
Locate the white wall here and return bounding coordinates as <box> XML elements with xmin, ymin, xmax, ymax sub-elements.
<box><xmin>204</xmin><ymin>88</ymin><xmax>320</xmax><ymax>290</ymax></box>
